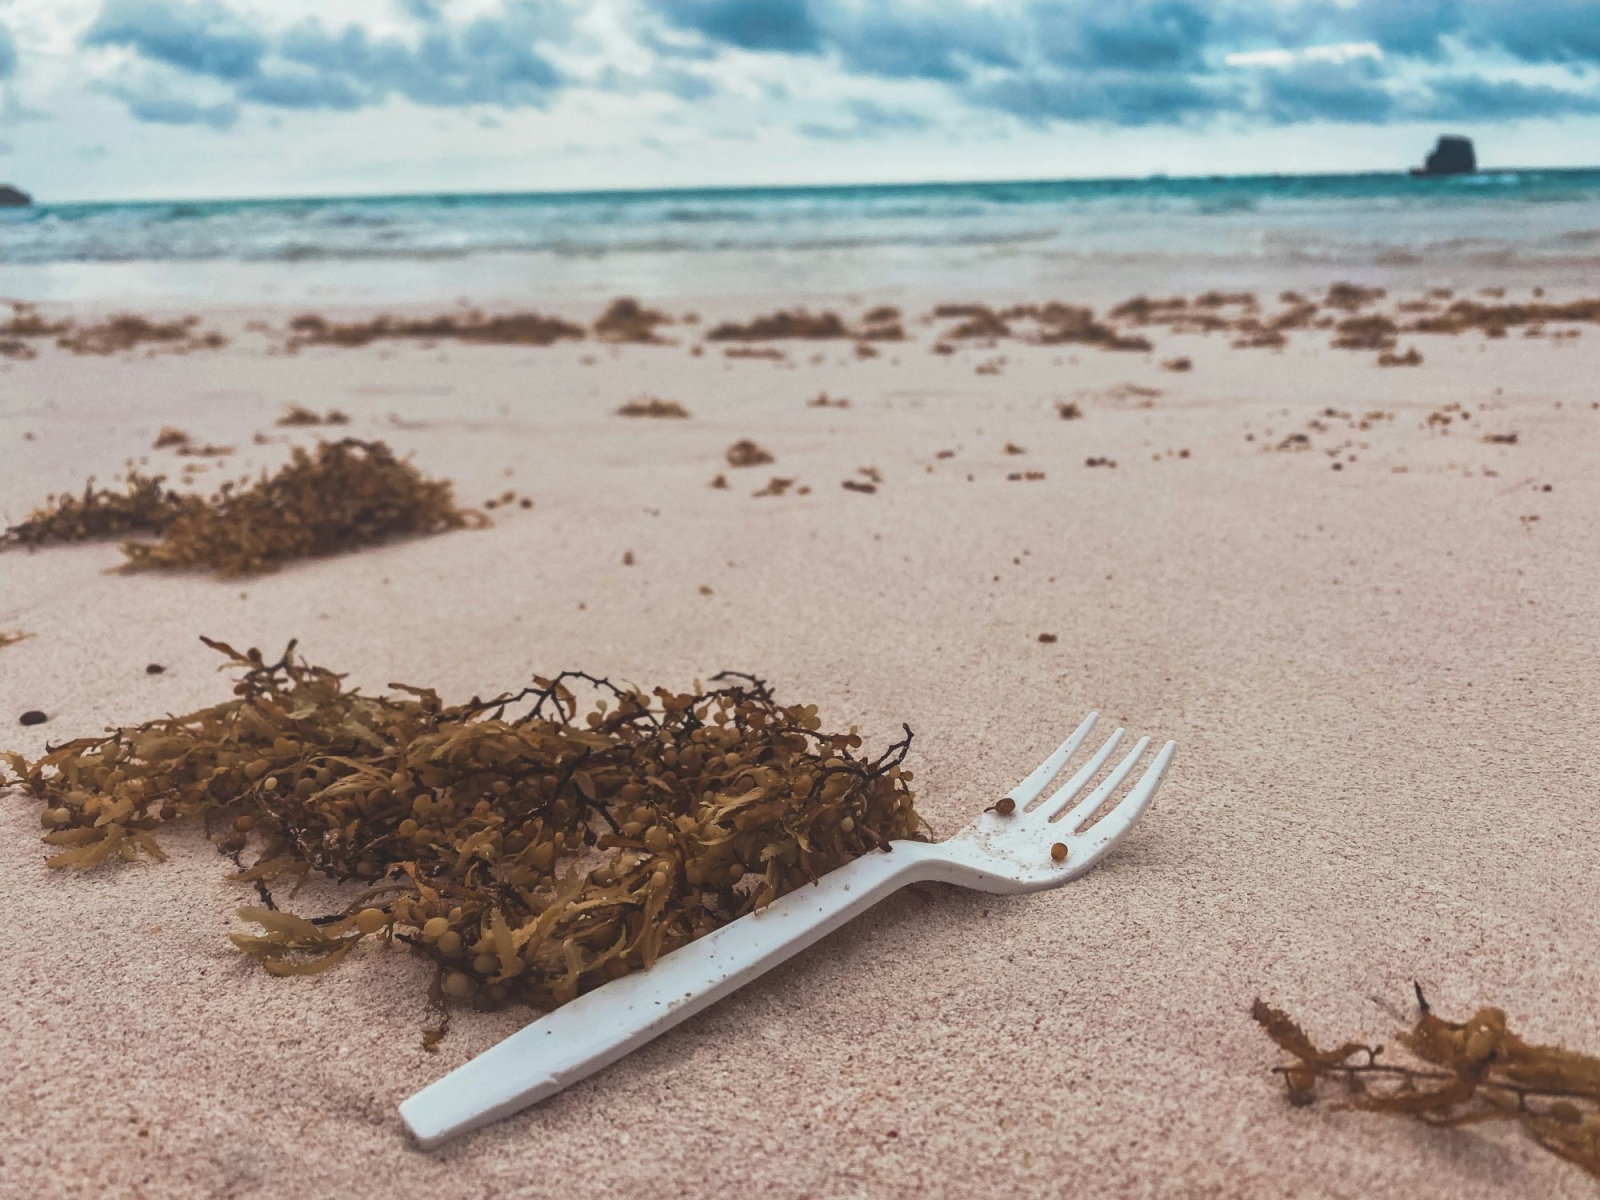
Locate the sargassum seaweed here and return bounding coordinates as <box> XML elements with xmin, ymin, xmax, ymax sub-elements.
<box><xmin>1</xmin><ymin>439</ymin><xmax>479</xmax><ymax>577</ymax></box>
<box><xmin>4</xmin><ymin>639</ymin><xmax>925</xmax><ymax>1021</ymax></box>
<box><xmin>1256</xmin><ymin>990</ymin><xmax>1600</xmax><ymax>1181</ymax></box>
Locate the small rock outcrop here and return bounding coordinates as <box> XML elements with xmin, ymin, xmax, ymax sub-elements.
<box><xmin>1411</xmin><ymin>136</ymin><xmax>1476</xmax><ymax>177</ymax></box>
<box><xmin>0</xmin><ymin>185</ymin><xmax>32</xmax><ymax>207</ymax></box>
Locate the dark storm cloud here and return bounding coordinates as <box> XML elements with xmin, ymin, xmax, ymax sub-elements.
<box><xmin>799</xmin><ymin>97</ymin><xmax>934</xmax><ymax>140</ymax></box>
<box><xmin>648</xmin><ymin>0</ymin><xmax>824</xmax><ymax>54</ymax></box>
<box><xmin>720</xmin><ymin>0</ymin><xmax>1600</xmax><ymax>71</ymax></box>
<box><xmin>86</xmin><ymin>0</ymin><xmax>267</xmax><ymax>81</ymax></box>
<box><xmin>1422</xmin><ymin>74</ymin><xmax>1600</xmax><ymax>119</ymax></box>
<box><xmin>102</xmin><ymin>79</ymin><xmax>240</xmax><ymax>127</ymax></box>
<box><xmin>594</xmin><ymin>61</ymin><xmax>717</xmax><ymax>101</ymax></box>
<box><xmin>1256</xmin><ymin>58</ymin><xmax>1397</xmax><ymax>125</ymax></box>
<box><xmin>0</xmin><ymin>24</ymin><xmax>19</xmax><ymax>82</ymax></box>
<box><xmin>645</xmin><ymin>0</ymin><xmax>1600</xmax><ymax>127</ymax></box>
<box><xmin>1035</xmin><ymin>1</ymin><xmax>1215</xmax><ymax>73</ymax></box>
<box><xmin>845</xmin><ymin>98</ymin><xmax>934</xmax><ymax>131</ymax></box>
<box><xmin>828</xmin><ymin>8</ymin><xmax>1015</xmax><ymax>83</ymax></box>
<box><xmin>235</xmin><ymin>69</ymin><xmax>365</xmax><ymax>112</ymax></box>
<box><xmin>273</xmin><ymin>16</ymin><xmax>562</xmax><ymax>107</ymax></box>
<box><xmin>84</xmin><ymin>0</ymin><xmax>566</xmax><ymax>121</ymax></box>
<box><xmin>974</xmin><ymin>70</ymin><xmax>1233</xmax><ymax>127</ymax></box>
<box><xmin>79</xmin><ymin>0</ymin><xmax>1600</xmax><ymax>131</ymax></box>
<box><xmin>1240</xmin><ymin>0</ymin><xmax>1596</xmax><ymax>67</ymax></box>
<box><xmin>1469</xmin><ymin>3</ymin><xmax>1600</xmax><ymax>65</ymax></box>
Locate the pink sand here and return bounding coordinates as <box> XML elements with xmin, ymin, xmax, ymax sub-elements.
<box><xmin>3</xmin><ymin>290</ymin><xmax>1599</xmax><ymax>1198</ymax></box>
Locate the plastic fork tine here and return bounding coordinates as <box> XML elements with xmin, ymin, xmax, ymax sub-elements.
<box><xmin>1031</xmin><ymin>728</ymin><xmax>1123</xmax><ymax>815</ymax></box>
<box><xmin>1004</xmin><ymin>712</ymin><xmax>1097</xmax><ymax>807</ymax></box>
<box><xmin>1050</xmin><ymin>735</ymin><xmax>1149</xmax><ymax>830</ymax></box>
<box><xmin>1070</xmin><ymin>740</ymin><xmax>1176</xmax><ymax>862</ymax></box>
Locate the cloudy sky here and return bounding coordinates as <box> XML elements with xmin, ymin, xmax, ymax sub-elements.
<box><xmin>2</xmin><ymin>0</ymin><xmax>1599</xmax><ymax>202</ymax></box>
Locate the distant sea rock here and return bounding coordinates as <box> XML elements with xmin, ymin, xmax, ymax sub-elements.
<box><xmin>0</xmin><ymin>184</ymin><xmax>32</xmax><ymax>207</ymax></box>
<box><xmin>1411</xmin><ymin>137</ymin><xmax>1476</xmax><ymax>177</ymax></box>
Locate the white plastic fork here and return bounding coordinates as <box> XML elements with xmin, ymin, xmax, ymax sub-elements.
<box><xmin>400</xmin><ymin>711</ymin><xmax>1175</xmax><ymax>1148</ymax></box>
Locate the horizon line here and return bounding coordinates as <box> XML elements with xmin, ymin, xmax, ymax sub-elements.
<box><xmin>11</xmin><ymin>162</ymin><xmax>1598</xmax><ymax>209</ymax></box>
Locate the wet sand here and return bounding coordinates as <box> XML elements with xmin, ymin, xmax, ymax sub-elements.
<box><xmin>3</xmin><ymin>290</ymin><xmax>1599</xmax><ymax>1198</ymax></box>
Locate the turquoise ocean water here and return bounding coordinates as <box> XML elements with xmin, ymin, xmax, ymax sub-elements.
<box><xmin>4</xmin><ymin>170</ymin><xmax>1600</xmax><ymax>304</ymax></box>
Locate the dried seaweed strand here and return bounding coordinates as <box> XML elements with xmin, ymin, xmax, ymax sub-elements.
<box><xmin>1254</xmin><ymin>990</ymin><xmax>1600</xmax><ymax>1179</ymax></box>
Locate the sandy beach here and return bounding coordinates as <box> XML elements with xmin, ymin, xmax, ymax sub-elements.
<box><xmin>3</xmin><ymin>282</ymin><xmax>1599</xmax><ymax>1199</ymax></box>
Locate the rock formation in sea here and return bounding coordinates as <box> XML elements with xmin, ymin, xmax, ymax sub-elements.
<box><xmin>0</xmin><ymin>185</ymin><xmax>33</xmax><ymax>207</ymax></box>
<box><xmin>1411</xmin><ymin>136</ymin><xmax>1476</xmax><ymax>177</ymax></box>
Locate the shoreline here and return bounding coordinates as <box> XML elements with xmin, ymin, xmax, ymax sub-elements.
<box><xmin>11</xmin><ymin>252</ymin><xmax>1600</xmax><ymax>311</ymax></box>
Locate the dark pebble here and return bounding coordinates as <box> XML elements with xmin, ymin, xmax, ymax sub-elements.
<box><xmin>19</xmin><ymin>710</ymin><xmax>48</xmax><ymax>726</ymax></box>
<box><xmin>146</xmin><ymin>663</ymin><xmax>166</xmax><ymax>674</ymax></box>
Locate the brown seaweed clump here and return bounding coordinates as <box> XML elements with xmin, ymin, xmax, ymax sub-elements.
<box><xmin>1108</xmin><ymin>295</ymin><xmax>1188</xmax><ymax>324</ymax></box>
<box><xmin>2</xmin><ymin>301</ymin><xmax>73</xmax><ymax>340</ymax></box>
<box><xmin>287</xmin><ymin>310</ymin><xmax>585</xmax><ymax>349</ymax></box>
<box><xmin>1323</xmin><ymin>282</ymin><xmax>1386</xmax><ymax>311</ymax></box>
<box><xmin>1331</xmin><ymin>314</ymin><xmax>1399</xmax><ymax>351</ymax></box>
<box><xmin>725</xmin><ymin>439</ymin><xmax>774</xmax><ymax>468</ymax></box>
<box><xmin>57</xmin><ymin>315</ymin><xmax>227</xmax><ymax>356</ymax></box>
<box><xmin>120</xmin><ymin>440</ymin><xmax>477</xmax><ymax>576</ymax></box>
<box><xmin>1</xmin><ymin>472</ymin><xmax>184</xmax><ymax>550</ymax></box>
<box><xmin>0</xmin><ymin>306</ymin><xmax>225</xmax><ymax>356</ymax></box>
<box><xmin>1377</xmin><ymin>346</ymin><xmax>1423</xmax><ymax>368</ymax></box>
<box><xmin>594</xmin><ymin>298</ymin><xmax>671</xmax><ymax>343</ymax></box>
<box><xmin>2</xmin><ymin>440</ymin><xmax>475</xmax><ymax>576</ymax></box>
<box><xmin>176</xmin><ymin>441</ymin><xmax>236</xmax><ymax>458</ymax></box>
<box><xmin>616</xmin><ymin>397</ymin><xmax>690</xmax><ymax>418</ymax></box>
<box><xmin>1269</xmin><ymin>300</ymin><xmax>1322</xmax><ymax>331</ymax></box>
<box><xmin>1011</xmin><ymin>303</ymin><xmax>1152</xmax><ymax>351</ymax></box>
<box><xmin>1</xmin><ymin>303</ymin><xmax>70</xmax><ymax>358</ymax></box>
<box><xmin>925</xmin><ymin>301</ymin><xmax>1150</xmax><ymax>351</ymax></box>
<box><xmin>1408</xmin><ymin>297</ymin><xmax>1600</xmax><ymax>339</ymax></box>
<box><xmin>1194</xmin><ymin>290</ymin><xmax>1259</xmax><ymax>309</ymax></box>
<box><xmin>936</xmin><ymin>305</ymin><xmax>1011</xmax><ymax>340</ymax></box>
<box><xmin>705</xmin><ymin>310</ymin><xmax>850</xmax><ymax>341</ymax></box>
<box><xmin>858</xmin><ymin>306</ymin><xmax>905</xmax><ymax>340</ymax></box>
<box><xmin>3</xmin><ymin>640</ymin><xmax>924</xmax><ymax>1016</ymax></box>
<box><xmin>1255</xmin><ymin>992</ymin><xmax>1600</xmax><ymax>1181</ymax></box>
<box><xmin>1231</xmin><ymin>324</ymin><xmax>1288</xmax><ymax>350</ymax></box>
<box><xmin>153</xmin><ymin>427</ymin><xmax>192</xmax><ymax>449</ymax></box>
<box><xmin>276</xmin><ymin>405</ymin><xmax>351</xmax><ymax>427</ymax></box>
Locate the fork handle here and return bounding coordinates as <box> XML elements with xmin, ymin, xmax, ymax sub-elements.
<box><xmin>400</xmin><ymin>840</ymin><xmax>940</xmax><ymax>1148</ymax></box>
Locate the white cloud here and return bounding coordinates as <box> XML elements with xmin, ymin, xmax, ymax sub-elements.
<box><xmin>1224</xmin><ymin>41</ymin><xmax>1384</xmax><ymax>69</ymax></box>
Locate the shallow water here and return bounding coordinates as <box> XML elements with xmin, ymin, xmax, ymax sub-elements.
<box><xmin>4</xmin><ymin>170</ymin><xmax>1600</xmax><ymax>305</ymax></box>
